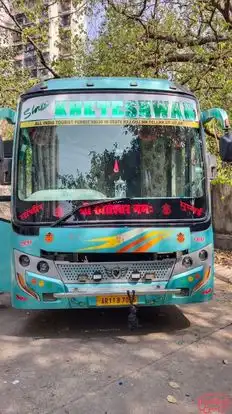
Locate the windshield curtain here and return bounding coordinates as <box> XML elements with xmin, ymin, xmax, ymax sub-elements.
<box><xmin>17</xmin><ymin>124</ymin><xmax>205</xmax><ymax>201</ymax></box>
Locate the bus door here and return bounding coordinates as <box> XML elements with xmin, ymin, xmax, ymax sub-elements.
<box><xmin>0</xmin><ymin>108</ymin><xmax>15</xmax><ymax>293</ymax></box>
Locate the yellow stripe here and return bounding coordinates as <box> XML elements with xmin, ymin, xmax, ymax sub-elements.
<box><xmin>117</xmin><ymin>230</ymin><xmax>162</xmax><ymax>253</ymax></box>
<box><xmin>20</xmin><ymin>119</ymin><xmax>199</xmax><ymax>128</ymax></box>
<box><xmin>192</xmin><ymin>267</ymin><xmax>211</xmax><ymax>293</ymax></box>
<box><xmin>81</xmin><ymin>230</ymin><xmax>163</xmax><ymax>252</ymax></box>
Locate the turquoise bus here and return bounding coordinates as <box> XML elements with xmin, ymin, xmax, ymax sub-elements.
<box><xmin>0</xmin><ymin>77</ymin><xmax>231</xmax><ymax>319</ymax></box>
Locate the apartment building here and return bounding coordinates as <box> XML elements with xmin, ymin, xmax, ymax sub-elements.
<box><xmin>0</xmin><ymin>1</ymin><xmax>12</xmax><ymax>48</ymax></box>
<box><xmin>12</xmin><ymin>0</ymin><xmax>86</xmax><ymax>78</ymax></box>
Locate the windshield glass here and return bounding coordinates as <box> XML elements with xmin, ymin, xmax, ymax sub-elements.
<box><xmin>16</xmin><ymin>92</ymin><xmax>207</xmax><ymax>223</ymax></box>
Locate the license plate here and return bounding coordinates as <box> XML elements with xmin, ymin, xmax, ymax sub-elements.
<box><xmin>96</xmin><ymin>295</ymin><xmax>138</xmax><ymax>306</ymax></box>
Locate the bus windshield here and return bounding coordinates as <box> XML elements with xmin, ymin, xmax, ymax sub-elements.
<box><xmin>15</xmin><ymin>92</ymin><xmax>207</xmax><ymax>223</ymax></box>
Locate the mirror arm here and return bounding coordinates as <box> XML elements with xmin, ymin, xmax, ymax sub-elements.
<box><xmin>0</xmin><ymin>107</ymin><xmax>15</xmax><ymax>125</ymax></box>
<box><xmin>201</xmin><ymin>108</ymin><xmax>230</xmax><ymax>131</ymax></box>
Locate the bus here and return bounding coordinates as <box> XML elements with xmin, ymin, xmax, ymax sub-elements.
<box><xmin>0</xmin><ymin>77</ymin><xmax>231</xmax><ymax>321</ymax></box>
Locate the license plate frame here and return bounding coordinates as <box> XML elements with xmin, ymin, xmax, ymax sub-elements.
<box><xmin>96</xmin><ymin>295</ymin><xmax>138</xmax><ymax>306</ymax></box>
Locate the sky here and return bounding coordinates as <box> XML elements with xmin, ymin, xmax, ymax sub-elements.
<box><xmin>87</xmin><ymin>2</ymin><xmax>105</xmax><ymax>40</ymax></box>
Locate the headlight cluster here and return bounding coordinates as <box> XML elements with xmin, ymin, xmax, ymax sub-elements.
<box><xmin>19</xmin><ymin>255</ymin><xmax>50</xmax><ymax>273</ymax></box>
<box><xmin>182</xmin><ymin>249</ymin><xmax>208</xmax><ymax>268</ymax></box>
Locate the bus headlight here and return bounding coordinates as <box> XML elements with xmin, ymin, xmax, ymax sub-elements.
<box><xmin>182</xmin><ymin>256</ymin><xmax>193</xmax><ymax>268</ymax></box>
<box><xmin>19</xmin><ymin>255</ymin><xmax>30</xmax><ymax>267</ymax></box>
<box><xmin>199</xmin><ymin>250</ymin><xmax>208</xmax><ymax>261</ymax></box>
<box><xmin>37</xmin><ymin>261</ymin><xmax>49</xmax><ymax>274</ymax></box>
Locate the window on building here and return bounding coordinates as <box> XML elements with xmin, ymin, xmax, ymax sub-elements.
<box><xmin>31</xmin><ymin>68</ymin><xmax>38</xmax><ymax>78</ymax></box>
<box><xmin>15</xmin><ymin>60</ymin><xmax>23</xmax><ymax>69</ymax></box>
<box><xmin>60</xmin><ymin>0</ymin><xmax>71</xmax><ymax>12</ymax></box>
<box><xmin>43</xmin><ymin>52</ymin><xmax>50</xmax><ymax>62</ymax></box>
<box><xmin>14</xmin><ymin>44</ymin><xmax>23</xmax><ymax>55</ymax></box>
<box><xmin>13</xmin><ymin>32</ymin><xmax>22</xmax><ymax>43</ymax></box>
<box><xmin>38</xmin><ymin>68</ymin><xmax>49</xmax><ymax>78</ymax></box>
<box><xmin>25</xmin><ymin>43</ymin><xmax>35</xmax><ymax>53</ymax></box>
<box><xmin>15</xmin><ymin>13</ymin><xmax>27</xmax><ymax>26</ymax></box>
<box><xmin>59</xmin><ymin>43</ymin><xmax>72</xmax><ymax>57</ymax></box>
<box><xmin>41</xmin><ymin>7</ymin><xmax>49</xmax><ymax>18</ymax></box>
<box><xmin>60</xmin><ymin>14</ymin><xmax>71</xmax><ymax>27</ymax></box>
<box><xmin>24</xmin><ymin>56</ymin><xmax>36</xmax><ymax>68</ymax></box>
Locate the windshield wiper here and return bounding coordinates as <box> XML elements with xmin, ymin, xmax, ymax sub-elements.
<box><xmin>51</xmin><ymin>197</ymin><xmax>132</xmax><ymax>227</ymax></box>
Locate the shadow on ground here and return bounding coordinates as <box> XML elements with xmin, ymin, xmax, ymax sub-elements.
<box><xmin>0</xmin><ymin>281</ymin><xmax>231</xmax><ymax>414</ymax></box>
<box><xmin>0</xmin><ymin>293</ymin><xmax>190</xmax><ymax>338</ymax></box>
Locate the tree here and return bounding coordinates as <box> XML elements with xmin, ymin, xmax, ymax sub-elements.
<box><xmin>1</xmin><ymin>0</ymin><xmax>232</xmax><ymax>181</ymax></box>
<box><xmin>84</xmin><ymin>0</ymin><xmax>232</xmax><ymax>112</ymax></box>
<box><xmin>82</xmin><ymin>0</ymin><xmax>232</xmax><ymax>183</ymax></box>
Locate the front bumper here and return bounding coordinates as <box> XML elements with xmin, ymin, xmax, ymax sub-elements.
<box><xmin>12</xmin><ymin>246</ymin><xmax>213</xmax><ymax>308</ymax></box>
<box><xmin>53</xmin><ymin>287</ymin><xmax>181</xmax><ymax>298</ymax></box>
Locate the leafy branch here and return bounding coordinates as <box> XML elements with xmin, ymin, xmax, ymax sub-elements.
<box><xmin>107</xmin><ymin>0</ymin><xmax>229</xmax><ymax>46</ymax></box>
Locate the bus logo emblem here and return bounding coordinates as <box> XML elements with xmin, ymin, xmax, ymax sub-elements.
<box><xmin>177</xmin><ymin>233</ymin><xmax>185</xmax><ymax>243</ymax></box>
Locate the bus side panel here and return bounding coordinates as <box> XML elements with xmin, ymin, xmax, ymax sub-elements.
<box><xmin>0</xmin><ymin>220</ymin><xmax>12</xmax><ymax>292</ymax></box>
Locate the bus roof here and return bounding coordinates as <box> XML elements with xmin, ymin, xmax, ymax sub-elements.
<box><xmin>23</xmin><ymin>77</ymin><xmax>195</xmax><ymax>97</ymax></box>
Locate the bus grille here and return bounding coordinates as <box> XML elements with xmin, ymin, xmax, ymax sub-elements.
<box><xmin>55</xmin><ymin>259</ymin><xmax>175</xmax><ymax>283</ymax></box>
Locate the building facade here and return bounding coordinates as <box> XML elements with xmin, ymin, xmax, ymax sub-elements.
<box><xmin>2</xmin><ymin>0</ymin><xmax>86</xmax><ymax>78</ymax></box>
<box><xmin>0</xmin><ymin>1</ymin><xmax>12</xmax><ymax>48</ymax></box>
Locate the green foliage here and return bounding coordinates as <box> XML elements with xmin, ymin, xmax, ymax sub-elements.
<box><xmin>83</xmin><ymin>0</ymin><xmax>232</xmax><ymax>185</ymax></box>
<box><xmin>0</xmin><ymin>0</ymin><xmax>232</xmax><ymax>189</ymax></box>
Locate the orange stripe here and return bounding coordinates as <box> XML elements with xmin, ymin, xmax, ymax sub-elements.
<box><xmin>134</xmin><ymin>235</ymin><xmax>164</xmax><ymax>253</ymax></box>
<box><xmin>117</xmin><ymin>233</ymin><xmax>152</xmax><ymax>253</ymax></box>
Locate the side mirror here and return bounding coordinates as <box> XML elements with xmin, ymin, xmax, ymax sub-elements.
<box><xmin>201</xmin><ymin>107</ymin><xmax>229</xmax><ymax>130</ymax></box>
<box><xmin>0</xmin><ymin>138</ymin><xmax>13</xmax><ymax>185</ymax></box>
<box><xmin>201</xmin><ymin>107</ymin><xmax>232</xmax><ymax>163</ymax></box>
<box><xmin>0</xmin><ymin>107</ymin><xmax>15</xmax><ymax>125</ymax></box>
<box><xmin>219</xmin><ymin>131</ymin><xmax>232</xmax><ymax>162</ymax></box>
<box><xmin>3</xmin><ymin>158</ymin><xmax>12</xmax><ymax>184</ymax></box>
<box><xmin>0</xmin><ymin>107</ymin><xmax>15</xmax><ymax>186</ymax></box>
<box><xmin>206</xmin><ymin>152</ymin><xmax>217</xmax><ymax>180</ymax></box>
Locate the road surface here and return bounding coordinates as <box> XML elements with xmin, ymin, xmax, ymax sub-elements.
<box><xmin>0</xmin><ymin>279</ymin><xmax>231</xmax><ymax>414</ymax></box>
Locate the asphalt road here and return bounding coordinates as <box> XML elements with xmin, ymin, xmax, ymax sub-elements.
<box><xmin>0</xmin><ymin>279</ymin><xmax>232</xmax><ymax>414</ymax></box>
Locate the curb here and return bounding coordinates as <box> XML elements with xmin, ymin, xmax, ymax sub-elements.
<box><xmin>215</xmin><ymin>265</ymin><xmax>232</xmax><ymax>285</ymax></box>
